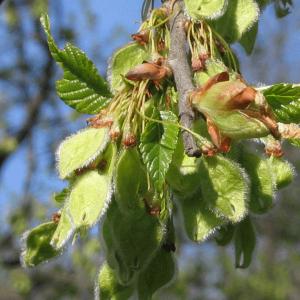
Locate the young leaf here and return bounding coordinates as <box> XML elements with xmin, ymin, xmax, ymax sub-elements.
<box><xmin>199</xmin><ymin>155</ymin><xmax>249</xmax><ymax>223</ymax></box>
<box><xmin>108</xmin><ymin>43</ymin><xmax>150</xmax><ymax>91</ymax></box>
<box><xmin>67</xmin><ymin>169</ymin><xmax>112</xmax><ymax>229</ymax></box>
<box><xmin>263</xmin><ymin>83</ymin><xmax>300</xmax><ymax>123</ymax></box>
<box><xmin>240</xmin><ymin>151</ymin><xmax>275</xmax><ymax>214</ymax></box>
<box><xmin>115</xmin><ymin>148</ymin><xmax>147</xmax><ymax>214</ymax></box>
<box><xmin>269</xmin><ymin>156</ymin><xmax>294</xmax><ymax>189</ymax></box>
<box><xmin>184</xmin><ymin>0</ymin><xmax>228</xmax><ymax>20</ymax></box>
<box><xmin>215</xmin><ymin>224</ymin><xmax>235</xmax><ymax>246</ymax></box>
<box><xmin>239</xmin><ymin>22</ymin><xmax>258</xmax><ymax>54</ymax></box>
<box><xmin>51</xmin><ymin>208</ymin><xmax>74</xmax><ymax>249</ymax></box>
<box><xmin>137</xmin><ymin>248</ymin><xmax>175</xmax><ymax>299</ymax></box>
<box><xmin>102</xmin><ymin>200</ymin><xmax>164</xmax><ymax>285</ymax></box>
<box><xmin>41</xmin><ymin>13</ymin><xmax>112</xmax><ymax>114</ymax></box>
<box><xmin>140</xmin><ymin>110</ymin><xmax>179</xmax><ymax>191</ymax></box>
<box><xmin>211</xmin><ymin>111</ymin><xmax>269</xmax><ymax>140</ymax></box>
<box><xmin>212</xmin><ymin>0</ymin><xmax>260</xmax><ymax>43</ymax></box>
<box><xmin>177</xmin><ymin>193</ymin><xmax>226</xmax><ymax>242</ymax></box>
<box><xmin>95</xmin><ymin>263</ymin><xmax>134</xmax><ymax>300</ymax></box>
<box><xmin>57</xmin><ymin>127</ymin><xmax>108</xmax><ymax>179</ymax></box>
<box><xmin>234</xmin><ymin>216</ymin><xmax>256</xmax><ymax>268</ymax></box>
<box><xmin>21</xmin><ymin>222</ymin><xmax>60</xmax><ymax>267</ymax></box>
<box><xmin>166</xmin><ymin>137</ymin><xmax>202</xmax><ymax>197</ymax></box>
<box><xmin>53</xmin><ymin>187</ymin><xmax>70</xmax><ymax>204</ymax></box>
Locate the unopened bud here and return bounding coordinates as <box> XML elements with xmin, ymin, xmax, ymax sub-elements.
<box><xmin>109</xmin><ymin>126</ymin><xmax>121</xmax><ymax>141</ymax></box>
<box><xmin>122</xmin><ymin>132</ymin><xmax>137</xmax><ymax>148</ymax></box>
<box><xmin>125</xmin><ymin>62</ymin><xmax>171</xmax><ymax>82</ymax></box>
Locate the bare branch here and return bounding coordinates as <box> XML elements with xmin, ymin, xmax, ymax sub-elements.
<box><xmin>0</xmin><ymin>22</ymin><xmax>54</xmax><ymax>169</ymax></box>
<box><xmin>168</xmin><ymin>0</ymin><xmax>201</xmax><ymax>157</ymax></box>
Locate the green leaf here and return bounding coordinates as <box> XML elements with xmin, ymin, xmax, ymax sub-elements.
<box><xmin>53</xmin><ymin>188</ymin><xmax>70</xmax><ymax>204</ymax></box>
<box><xmin>57</xmin><ymin>127</ymin><xmax>108</xmax><ymax>179</ymax></box>
<box><xmin>51</xmin><ymin>208</ymin><xmax>73</xmax><ymax>249</ymax></box>
<box><xmin>140</xmin><ymin>110</ymin><xmax>179</xmax><ymax>191</ymax></box>
<box><xmin>177</xmin><ymin>193</ymin><xmax>226</xmax><ymax>242</ymax></box>
<box><xmin>108</xmin><ymin>43</ymin><xmax>150</xmax><ymax>92</ymax></box>
<box><xmin>21</xmin><ymin>222</ymin><xmax>60</xmax><ymax>267</ymax></box>
<box><xmin>184</xmin><ymin>0</ymin><xmax>228</xmax><ymax>20</ymax></box>
<box><xmin>269</xmin><ymin>156</ymin><xmax>294</xmax><ymax>189</ymax></box>
<box><xmin>67</xmin><ymin>168</ymin><xmax>112</xmax><ymax>229</ymax></box>
<box><xmin>102</xmin><ymin>200</ymin><xmax>164</xmax><ymax>285</ymax></box>
<box><xmin>212</xmin><ymin>0</ymin><xmax>260</xmax><ymax>43</ymax></box>
<box><xmin>234</xmin><ymin>216</ymin><xmax>256</xmax><ymax>268</ymax></box>
<box><xmin>199</xmin><ymin>155</ymin><xmax>249</xmax><ymax>223</ymax></box>
<box><xmin>179</xmin><ymin>154</ymin><xmax>199</xmax><ymax>175</ymax></box>
<box><xmin>239</xmin><ymin>22</ymin><xmax>258</xmax><ymax>54</ymax></box>
<box><xmin>137</xmin><ymin>248</ymin><xmax>175</xmax><ymax>300</ymax></box>
<box><xmin>263</xmin><ymin>83</ymin><xmax>300</xmax><ymax>123</ymax></box>
<box><xmin>96</xmin><ymin>263</ymin><xmax>134</xmax><ymax>300</ymax></box>
<box><xmin>213</xmin><ymin>111</ymin><xmax>269</xmax><ymax>140</ymax></box>
<box><xmin>115</xmin><ymin>148</ymin><xmax>147</xmax><ymax>214</ymax></box>
<box><xmin>166</xmin><ymin>137</ymin><xmax>202</xmax><ymax>197</ymax></box>
<box><xmin>41</xmin><ymin>13</ymin><xmax>112</xmax><ymax>114</ymax></box>
<box><xmin>215</xmin><ymin>224</ymin><xmax>235</xmax><ymax>246</ymax></box>
<box><xmin>240</xmin><ymin>151</ymin><xmax>275</xmax><ymax>214</ymax></box>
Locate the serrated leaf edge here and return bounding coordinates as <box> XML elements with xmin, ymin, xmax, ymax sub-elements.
<box><xmin>20</xmin><ymin>223</ymin><xmax>64</xmax><ymax>268</ymax></box>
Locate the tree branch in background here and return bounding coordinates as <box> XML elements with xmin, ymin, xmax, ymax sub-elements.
<box><xmin>168</xmin><ymin>0</ymin><xmax>201</xmax><ymax>157</ymax></box>
<box><xmin>0</xmin><ymin>23</ymin><xmax>54</xmax><ymax>169</ymax></box>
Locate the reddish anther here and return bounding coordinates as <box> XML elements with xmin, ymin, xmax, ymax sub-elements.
<box><xmin>52</xmin><ymin>212</ymin><xmax>61</xmax><ymax>224</ymax></box>
<box><xmin>265</xmin><ymin>146</ymin><xmax>284</xmax><ymax>157</ymax></box>
<box><xmin>192</xmin><ymin>53</ymin><xmax>209</xmax><ymax>72</ymax></box>
<box><xmin>87</xmin><ymin>114</ymin><xmax>113</xmax><ymax>128</ymax></box>
<box><xmin>131</xmin><ymin>30</ymin><xmax>149</xmax><ymax>46</ymax></box>
<box><xmin>109</xmin><ymin>128</ymin><xmax>121</xmax><ymax>141</ymax></box>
